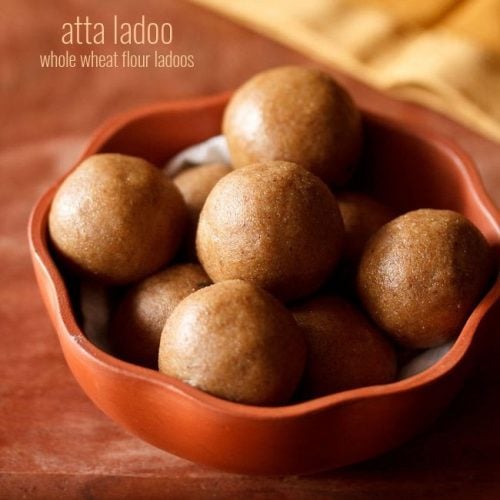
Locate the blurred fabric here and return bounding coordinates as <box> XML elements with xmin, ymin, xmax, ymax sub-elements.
<box><xmin>191</xmin><ymin>0</ymin><xmax>500</xmax><ymax>142</ymax></box>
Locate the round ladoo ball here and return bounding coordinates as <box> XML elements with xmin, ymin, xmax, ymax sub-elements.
<box><xmin>292</xmin><ymin>295</ymin><xmax>396</xmax><ymax>397</ymax></box>
<box><xmin>223</xmin><ymin>65</ymin><xmax>362</xmax><ymax>186</ymax></box>
<box><xmin>49</xmin><ymin>153</ymin><xmax>187</xmax><ymax>284</ymax></box>
<box><xmin>196</xmin><ymin>161</ymin><xmax>345</xmax><ymax>301</ymax></box>
<box><xmin>158</xmin><ymin>280</ymin><xmax>307</xmax><ymax>405</ymax></box>
<box><xmin>357</xmin><ymin>209</ymin><xmax>492</xmax><ymax>349</ymax></box>
<box><xmin>173</xmin><ymin>162</ymin><xmax>232</xmax><ymax>259</ymax></box>
<box><xmin>337</xmin><ymin>192</ymin><xmax>393</xmax><ymax>265</ymax></box>
<box><xmin>110</xmin><ymin>263</ymin><xmax>211</xmax><ymax>368</ymax></box>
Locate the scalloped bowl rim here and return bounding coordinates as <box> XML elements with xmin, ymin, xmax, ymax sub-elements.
<box><xmin>28</xmin><ymin>92</ymin><xmax>500</xmax><ymax>421</ymax></box>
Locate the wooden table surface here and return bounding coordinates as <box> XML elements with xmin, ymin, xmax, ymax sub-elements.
<box><xmin>1</xmin><ymin>1</ymin><xmax>499</xmax><ymax>498</ymax></box>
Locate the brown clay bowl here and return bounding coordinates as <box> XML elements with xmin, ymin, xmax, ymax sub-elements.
<box><xmin>28</xmin><ymin>92</ymin><xmax>500</xmax><ymax>475</ymax></box>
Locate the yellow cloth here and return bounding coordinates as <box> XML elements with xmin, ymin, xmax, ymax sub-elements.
<box><xmin>190</xmin><ymin>0</ymin><xmax>500</xmax><ymax>142</ymax></box>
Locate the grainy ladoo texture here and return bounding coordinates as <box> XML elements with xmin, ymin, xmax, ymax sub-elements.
<box><xmin>173</xmin><ymin>162</ymin><xmax>232</xmax><ymax>259</ymax></box>
<box><xmin>158</xmin><ymin>280</ymin><xmax>307</xmax><ymax>405</ymax></box>
<box><xmin>110</xmin><ymin>263</ymin><xmax>211</xmax><ymax>368</ymax></box>
<box><xmin>337</xmin><ymin>192</ymin><xmax>394</xmax><ymax>265</ymax></box>
<box><xmin>292</xmin><ymin>295</ymin><xmax>396</xmax><ymax>397</ymax></box>
<box><xmin>223</xmin><ymin>65</ymin><xmax>362</xmax><ymax>186</ymax></box>
<box><xmin>196</xmin><ymin>161</ymin><xmax>345</xmax><ymax>301</ymax></box>
<box><xmin>357</xmin><ymin>209</ymin><xmax>492</xmax><ymax>348</ymax></box>
<box><xmin>48</xmin><ymin>153</ymin><xmax>187</xmax><ymax>284</ymax></box>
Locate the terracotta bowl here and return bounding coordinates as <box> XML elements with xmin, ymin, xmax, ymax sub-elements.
<box><xmin>28</xmin><ymin>92</ymin><xmax>500</xmax><ymax>475</ymax></box>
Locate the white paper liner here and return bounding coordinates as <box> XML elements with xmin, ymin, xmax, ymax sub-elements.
<box><xmin>79</xmin><ymin>134</ymin><xmax>453</xmax><ymax>382</ymax></box>
<box><xmin>164</xmin><ymin>135</ymin><xmax>230</xmax><ymax>176</ymax></box>
<box><xmin>398</xmin><ymin>342</ymin><xmax>453</xmax><ymax>380</ymax></box>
